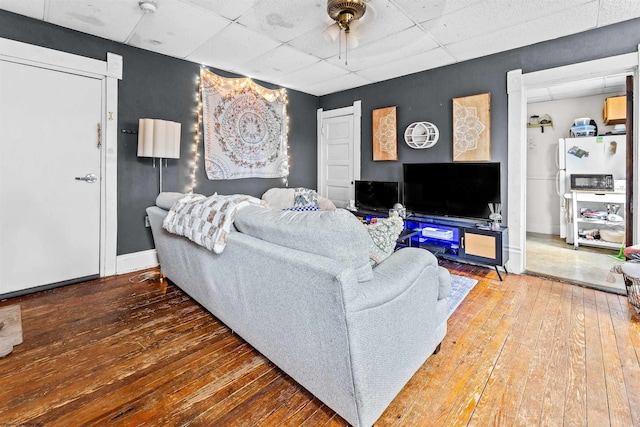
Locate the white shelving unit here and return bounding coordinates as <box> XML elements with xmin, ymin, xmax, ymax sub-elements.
<box><xmin>571</xmin><ymin>191</ymin><xmax>625</xmax><ymax>250</ymax></box>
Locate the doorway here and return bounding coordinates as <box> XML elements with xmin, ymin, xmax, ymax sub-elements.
<box><xmin>525</xmin><ymin>84</ymin><xmax>630</xmax><ymax>293</ymax></box>
<box><xmin>0</xmin><ymin>38</ymin><xmax>121</xmax><ymax>298</ymax></box>
<box><xmin>507</xmin><ymin>51</ymin><xmax>639</xmax><ymax>292</ymax></box>
<box><xmin>316</xmin><ymin>100</ymin><xmax>362</xmax><ymax>207</ymax></box>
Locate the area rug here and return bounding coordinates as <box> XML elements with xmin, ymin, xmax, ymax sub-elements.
<box><xmin>0</xmin><ymin>305</ymin><xmax>22</xmax><ymax>358</ymax></box>
<box><xmin>448</xmin><ymin>275</ymin><xmax>478</xmax><ymax>317</ymax></box>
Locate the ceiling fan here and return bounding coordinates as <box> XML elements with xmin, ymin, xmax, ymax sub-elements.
<box><xmin>325</xmin><ymin>0</ymin><xmax>372</xmax><ymax>64</ymax></box>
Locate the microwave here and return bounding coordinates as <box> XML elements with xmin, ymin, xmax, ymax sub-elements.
<box><xmin>570</xmin><ymin>174</ymin><xmax>614</xmax><ymax>191</ymax></box>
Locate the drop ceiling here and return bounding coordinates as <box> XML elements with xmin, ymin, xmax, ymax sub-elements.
<box><xmin>2</xmin><ymin>0</ymin><xmax>640</xmax><ymax>96</ymax></box>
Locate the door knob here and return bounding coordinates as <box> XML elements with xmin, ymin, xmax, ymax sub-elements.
<box><xmin>75</xmin><ymin>173</ymin><xmax>97</xmax><ymax>183</ymax></box>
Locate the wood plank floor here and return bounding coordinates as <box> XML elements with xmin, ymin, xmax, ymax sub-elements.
<box><xmin>1</xmin><ymin>261</ymin><xmax>639</xmax><ymax>426</ymax></box>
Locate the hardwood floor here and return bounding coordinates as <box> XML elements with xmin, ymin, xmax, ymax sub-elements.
<box><xmin>1</xmin><ymin>261</ymin><xmax>639</xmax><ymax>426</ymax></box>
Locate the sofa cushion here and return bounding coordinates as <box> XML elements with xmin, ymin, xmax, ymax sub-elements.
<box><xmin>365</xmin><ymin>214</ymin><xmax>404</xmax><ymax>266</ymax></box>
<box><xmin>234</xmin><ymin>205</ymin><xmax>373</xmax><ymax>282</ymax></box>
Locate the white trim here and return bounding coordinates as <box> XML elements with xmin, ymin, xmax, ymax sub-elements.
<box><xmin>0</xmin><ymin>38</ymin><xmax>122</xmax><ymax>80</ymax></box>
<box><xmin>353</xmin><ymin>100</ymin><xmax>362</xmax><ymax>184</ymax></box>
<box><xmin>102</xmin><ymin>73</ymin><xmax>119</xmax><ymax>276</ymax></box>
<box><xmin>506</xmin><ymin>69</ymin><xmax>526</xmax><ymax>274</ymax></box>
<box><xmin>317</xmin><ymin>107</ymin><xmax>324</xmax><ymax>193</ymax></box>
<box><xmin>116</xmin><ymin>249</ymin><xmax>159</xmax><ymax>275</ymax></box>
<box><xmin>0</xmin><ymin>37</ymin><xmax>122</xmax><ymax>278</ymax></box>
<box><xmin>507</xmin><ymin>51</ymin><xmax>639</xmax><ymax>274</ymax></box>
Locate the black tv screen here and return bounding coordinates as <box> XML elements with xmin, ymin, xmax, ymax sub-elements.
<box><xmin>355</xmin><ymin>180</ymin><xmax>400</xmax><ymax>213</ymax></box>
<box><xmin>403</xmin><ymin>162</ymin><xmax>501</xmax><ymax>220</ymax></box>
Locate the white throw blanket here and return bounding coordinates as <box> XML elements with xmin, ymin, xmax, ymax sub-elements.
<box><xmin>163</xmin><ymin>193</ymin><xmax>265</xmax><ymax>253</ymax></box>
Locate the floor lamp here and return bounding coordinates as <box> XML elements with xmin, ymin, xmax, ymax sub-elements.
<box><xmin>137</xmin><ymin>118</ymin><xmax>181</xmax><ymax>194</ymax></box>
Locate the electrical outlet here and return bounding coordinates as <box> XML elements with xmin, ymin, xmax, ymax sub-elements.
<box><xmin>145</xmin><ymin>215</ymin><xmax>150</xmax><ymax>227</ymax></box>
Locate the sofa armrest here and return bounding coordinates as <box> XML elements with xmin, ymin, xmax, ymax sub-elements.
<box><xmin>342</xmin><ymin>247</ymin><xmax>449</xmax><ymax>312</ymax></box>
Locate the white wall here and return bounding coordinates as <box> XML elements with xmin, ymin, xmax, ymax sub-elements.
<box><xmin>526</xmin><ymin>93</ymin><xmax>623</xmax><ymax>234</ymax></box>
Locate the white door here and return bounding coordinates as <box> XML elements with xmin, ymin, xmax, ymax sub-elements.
<box><xmin>0</xmin><ymin>60</ymin><xmax>102</xmax><ymax>295</ymax></box>
<box><xmin>317</xmin><ymin>101</ymin><xmax>361</xmax><ymax>207</ymax></box>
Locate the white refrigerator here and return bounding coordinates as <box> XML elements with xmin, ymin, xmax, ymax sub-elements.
<box><xmin>557</xmin><ymin>135</ymin><xmax>626</xmax><ymax>241</ymax></box>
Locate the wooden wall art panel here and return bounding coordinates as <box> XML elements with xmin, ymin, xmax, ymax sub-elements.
<box><xmin>372</xmin><ymin>106</ymin><xmax>398</xmax><ymax>161</ymax></box>
<box><xmin>452</xmin><ymin>93</ymin><xmax>491</xmax><ymax>161</ymax></box>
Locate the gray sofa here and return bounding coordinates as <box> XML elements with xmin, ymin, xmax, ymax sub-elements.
<box><xmin>147</xmin><ymin>195</ymin><xmax>451</xmax><ymax>427</ymax></box>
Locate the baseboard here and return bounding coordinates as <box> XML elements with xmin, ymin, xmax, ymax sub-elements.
<box><xmin>116</xmin><ymin>249</ymin><xmax>159</xmax><ymax>275</ymax></box>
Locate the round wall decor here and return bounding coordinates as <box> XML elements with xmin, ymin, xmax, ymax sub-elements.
<box><xmin>404</xmin><ymin>121</ymin><xmax>439</xmax><ymax>149</ymax></box>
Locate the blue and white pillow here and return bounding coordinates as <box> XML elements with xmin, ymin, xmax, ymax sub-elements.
<box><xmin>285</xmin><ymin>205</ymin><xmax>321</xmax><ymax>212</ymax></box>
<box><xmin>293</xmin><ymin>187</ymin><xmax>319</xmax><ymax>208</ymax></box>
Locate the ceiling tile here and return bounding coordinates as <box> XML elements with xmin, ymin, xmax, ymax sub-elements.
<box><xmin>237</xmin><ymin>0</ymin><xmax>326</xmax><ymax>43</ymax></box>
<box><xmin>0</xmin><ymin>0</ymin><xmax>45</xmax><ymax>20</ymax></box>
<box><xmin>45</xmin><ymin>0</ymin><xmax>142</xmax><ymax>43</ymax></box>
<box><xmin>305</xmin><ymin>73</ymin><xmax>373</xmax><ymax>96</ymax></box>
<box><xmin>392</xmin><ymin>0</ymin><xmax>482</xmax><ymax>25</ymax></box>
<box><xmin>325</xmin><ymin>26</ymin><xmax>438</xmax><ymax>71</ymax></box>
<box><xmin>231</xmin><ymin>44</ymin><xmax>321</xmax><ymax>81</ymax></box>
<box><xmin>288</xmin><ymin>24</ymin><xmax>343</xmax><ymax>59</ymax></box>
<box><xmin>2</xmin><ymin>0</ymin><xmax>640</xmax><ymax>96</ymax></box>
<box><xmin>280</xmin><ymin>60</ymin><xmax>350</xmax><ymax>89</ymax></box>
<box><xmin>598</xmin><ymin>0</ymin><xmax>640</xmax><ymax>26</ymax></box>
<box><xmin>425</xmin><ymin>0</ymin><xmax>595</xmax><ymax>46</ymax></box>
<box><xmin>180</xmin><ymin>0</ymin><xmax>262</xmax><ymax>20</ymax></box>
<box><xmin>347</xmin><ymin>0</ymin><xmax>417</xmax><ymax>44</ymax></box>
<box><xmin>356</xmin><ymin>47</ymin><xmax>456</xmax><ymax>83</ymax></box>
<box><xmin>446</xmin><ymin>2</ymin><xmax>599</xmax><ymax>62</ymax></box>
<box><xmin>128</xmin><ymin>2</ymin><xmax>229</xmax><ymax>58</ymax></box>
<box><xmin>186</xmin><ymin>22</ymin><xmax>280</xmax><ymax>72</ymax></box>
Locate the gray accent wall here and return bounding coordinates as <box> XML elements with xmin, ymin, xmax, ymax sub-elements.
<box><xmin>0</xmin><ymin>10</ymin><xmax>319</xmax><ymax>255</ymax></box>
<box><xmin>320</xmin><ymin>17</ymin><xmax>640</xmax><ymax>225</ymax></box>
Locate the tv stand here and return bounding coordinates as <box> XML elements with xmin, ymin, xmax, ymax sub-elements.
<box><xmin>351</xmin><ymin>210</ymin><xmax>509</xmax><ymax>280</ymax></box>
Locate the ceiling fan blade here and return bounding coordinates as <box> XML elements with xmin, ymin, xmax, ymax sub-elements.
<box><xmin>346</xmin><ymin>32</ymin><xmax>359</xmax><ymax>49</ymax></box>
<box><xmin>323</xmin><ymin>22</ymin><xmax>341</xmax><ymax>42</ymax></box>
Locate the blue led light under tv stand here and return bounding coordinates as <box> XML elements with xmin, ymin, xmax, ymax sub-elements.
<box><xmin>350</xmin><ymin>209</ymin><xmax>509</xmax><ymax>281</ymax></box>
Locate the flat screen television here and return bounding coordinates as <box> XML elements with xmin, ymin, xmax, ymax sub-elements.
<box><xmin>403</xmin><ymin>162</ymin><xmax>501</xmax><ymax>221</ymax></box>
<box><xmin>355</xmin><ymin>180</ymin><xmax>401</xmax><ymax>213</ymax></box>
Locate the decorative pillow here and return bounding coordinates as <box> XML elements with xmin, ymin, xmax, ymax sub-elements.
<box><xmin>294</xmin><ymin>187</ymin><xmax>319</xmax><ymax>208</ymax></box>
<box><xmin>365</xmin><ymin>214</ymin><xmax>405</xmax><ymax>267</ymax></box>
<box><xmin>285</xmin><ymin>205</ymin><xmax>321</xmax><ymax>212</ymax></box>
<box><xmin>162</xmin><ymin>193</ymin><xmax>264</xmax><ymax>254</ymax></box>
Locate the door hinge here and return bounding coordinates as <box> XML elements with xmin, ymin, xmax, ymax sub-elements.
<box><xmin>97</xmin><ymin>123</ymin><xmax>102</xmax><ymax>148</ymax></box>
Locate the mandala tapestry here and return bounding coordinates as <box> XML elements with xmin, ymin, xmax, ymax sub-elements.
<box><xmin>452</xmin><ymin>93</ymin><xmax>491</xmax><ymax>161</ymax></box>
<box><xmin>201</xmin><ymin>69</ymin><xmax>289</xmax><ymax>180</ymax></box>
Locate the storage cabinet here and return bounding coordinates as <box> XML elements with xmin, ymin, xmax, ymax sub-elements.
<box><xmin>461</xmin><ymin>227</ymin><xmax>507</xmax><ymax>267</ymax></box>
<box><xmin>405</xmin><ymin>217</ymin><xmax>509</xmax><ymax>280</ymax></box>
<box><xmin>350</xmin><ymin>210</ymin><xmax>509</xmax><ymax>279</ymax></box>
<box><xmin>571</xmin><ymin>191</ymin><xmax>625</xmax><ymax>250</ymax></box>
<box><xmin>603</xmin><ymin>95</ymin><xmax>626</xmax><ymax>125</ymax></box>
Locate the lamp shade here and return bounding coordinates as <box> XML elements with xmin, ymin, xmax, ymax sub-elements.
<box><xmin>137</xmin><ymin>118</ymin><xmax>181</xmax><ymax>159</ymax></box>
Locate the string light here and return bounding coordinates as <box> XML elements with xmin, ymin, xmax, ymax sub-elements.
<box><xmin>186</xmin><ymin>72</ymin><xmax>203</xmax><ymax>193</ymax></box>
<box><xmin>188</xmin><ymin>68</ymin><xmax>290</xmax><ymax>190</ymax></box>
